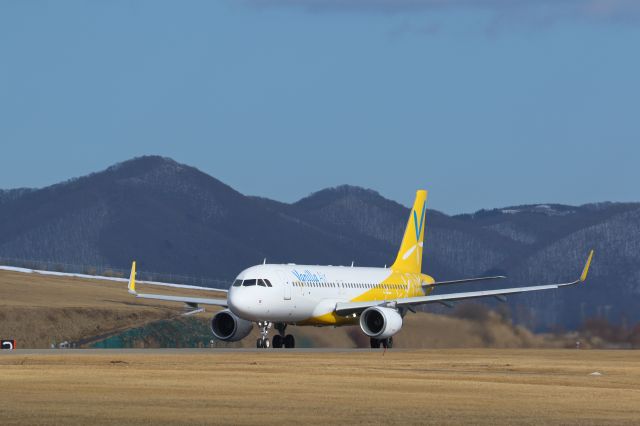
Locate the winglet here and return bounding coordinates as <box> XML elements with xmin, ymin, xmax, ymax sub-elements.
<box><xmin>580</xmin><ymin>250</ymin><xmax>594</xmax><ymax>282</ymax></box>
<box><xmin>128</xmin><ymin>261</ymin><xmax>137</xmax><ymax>294</ymax></box>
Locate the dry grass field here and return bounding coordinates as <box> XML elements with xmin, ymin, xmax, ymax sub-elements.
<box><xmin>0</xmin><ymin>269</ymin><xmax>226</xmax><ymax>347</ymax></box>
<box><xmin>0</xmin><ymin>349</ymin><xmax>638</xmax><ymax>425</ymax></box>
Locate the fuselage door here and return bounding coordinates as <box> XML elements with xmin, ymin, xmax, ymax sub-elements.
<box><xmin>284</xmin><ymin>281</ymin><xmax>291</xmax><ymax>300</ymax></box>
<box><xmin>278</xmin><ymin>271</ymin><xmax>292</xmax><ymax>300</ymax></box>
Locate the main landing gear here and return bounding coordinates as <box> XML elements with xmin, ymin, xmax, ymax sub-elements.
<box><xmin>370</xmin><ymin>337</ymin><xmax>393</xmax><ymax>349</ymax></box>
<box><xmin>273</xmin><ymin>322</ymin><xmax>295</xmax><ymax>348</ymax></box>
<box><xmin>255</xmin><ymin>322</ymin><xmax>296</xmax><ymax>349</ymax></box>
<box><xmin>272</xmin><ymin>334</ymin><xmax>295</xmax><ymax>348</ymax></box>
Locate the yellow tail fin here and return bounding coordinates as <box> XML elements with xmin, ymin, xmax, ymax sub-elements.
<box><xmin>391</xmin><ymin>190</ymin><xmax>428</xmax><ymax>273</ymax></box>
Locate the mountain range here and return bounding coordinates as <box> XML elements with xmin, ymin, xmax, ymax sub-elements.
<box><xmin>1</xmin><ymin>156</ymin><xmax>638</xmax><ymax>330</ymax></box>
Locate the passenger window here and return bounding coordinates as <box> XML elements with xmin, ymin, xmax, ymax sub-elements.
<box><xmin>233</xmin><ymin>280</ymin><xmax>243</xmax><ymax>287</ymax></box>
<box><xmin>243</xmin><ymin>279</ymin><xmax>257</xmax><ymax>287</ymax></box>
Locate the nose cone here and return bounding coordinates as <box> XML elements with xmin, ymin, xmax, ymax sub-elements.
<box><xmin>228</xmin><ymin>287</ymin><xmax>259</xmax><ymax>320</ymax></box>
<box><xmin>227</xmin><ymin>287</ymin><xmax>242</xmax><ymax>315</ymax></box>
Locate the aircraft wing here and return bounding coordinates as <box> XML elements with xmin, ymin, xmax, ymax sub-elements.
<box><xmin>335</xmin><ymin>250</ymin><xmax>593</xmax><ymax>316</ymax></box>
<box><xmin>127</xmin><ymin>261</ymin><xmax>228</xmax><ymax>307</ymax></box>
<box><xmin>426</xmin><ymin>275</ymin><xmax>506</xmax><ymax>287</ymax></box>
<box><xmin>130</xmin><ymin>293</ymin><xmax>228</xmax><ymax>306</ymax></box>
<box><xmin>0</xmin><ymin>264</ymin><xmax>228</xmax><ymax>293</ymax></box>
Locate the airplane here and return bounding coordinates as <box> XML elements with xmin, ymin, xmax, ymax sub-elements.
<box><xmin>125</xmin><ymin>190</ymin><xmax>594</xmax><ymax>349</ymax></box>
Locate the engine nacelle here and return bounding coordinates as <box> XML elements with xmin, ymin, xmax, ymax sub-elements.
<box><xmin>210</xmin><ymin>309</ymin><xmax>253</xmax><ymax>342</ymax></box>
<box><xmin>359</xmin><ymin>306</ymin><xmax>403</xmax><ymax>339</ymax></box>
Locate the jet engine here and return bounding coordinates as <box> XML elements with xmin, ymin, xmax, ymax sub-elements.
<box><xmin>359</xmin><ymin>306</ymin><xmax>403</xmax><ymax>339</ymax></box>
<box><xmin>210</xmin><ymin>309</ymin><xmax>253</xmax><ymax>341</ymax></box>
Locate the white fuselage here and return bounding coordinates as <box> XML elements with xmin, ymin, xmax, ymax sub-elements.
<box><xmin>227</xmin><ymin>264</ymin><xmax>429</xmax><ymax>325</ymax></box>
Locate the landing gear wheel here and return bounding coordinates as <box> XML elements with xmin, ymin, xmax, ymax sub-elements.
<box><xmin>272</xmin><ymin>335</ymin><xmax>283</xmax><ymax>348</ymax></box>
<box><xmin>256</xmin><ymin>321</ymin><xmax>272</xmax><ymax>349</ymax></box>
<box><xmin>284</xmin><ymin>334</ymin><xmax>296</xmax><ymax>348</ymax></box>
<box><xmin>386</xmin><ymin>337</ymin><xmax>393</xmax><ymax>349</ymax></box>
<box><xmin>370</xmin><ymin>338</ymin><xmax>381</xmax><ymax>349</ymax></box>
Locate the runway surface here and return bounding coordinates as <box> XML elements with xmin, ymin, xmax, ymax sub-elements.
<box><xmin>4</xmin><ymin>348</ymin><xmax>376</xmax><ymax>355</ymax></box>
<box><xmin>1</xmin><ymin>348</ymin><xmax>639</xmax><ymax>425</ymax></box>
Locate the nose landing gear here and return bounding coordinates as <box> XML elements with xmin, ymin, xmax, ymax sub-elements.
<box><xmin>256</xmin><ymin>321</ymin><xmax>272</xmax><ymax>348</ymax></box>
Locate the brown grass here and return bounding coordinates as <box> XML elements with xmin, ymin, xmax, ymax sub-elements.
<box><xmin>0</xmin><ymin>349</ymin><xmax>638</xmax><ymax>425</ymax></box>
<box><xmin>0</xmin><ymin>270</ymin><xmax>225</xmax><ymax>347</ymax></box>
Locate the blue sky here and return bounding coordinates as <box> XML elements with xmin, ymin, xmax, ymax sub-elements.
<box><xmin>1</xmin><ymin>0</ymin><xmax>639</xmax><ymax>213</ymax></box>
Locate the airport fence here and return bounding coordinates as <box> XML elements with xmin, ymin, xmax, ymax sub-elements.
<box><xmin>0</xmin><ymin>256</ymin><xmax>231</xmax><ymax>289</ymax></box>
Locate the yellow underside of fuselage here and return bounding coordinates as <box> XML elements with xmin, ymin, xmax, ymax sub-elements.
<box><xmin>297</xmin><ymin>271</ymin><xmax>435</xmax><ymax>326</ymax></box>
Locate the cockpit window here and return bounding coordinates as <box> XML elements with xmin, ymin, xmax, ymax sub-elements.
<box><xmin>232</xmin><ymin>280</ymin><xmax>243</xmax><ymax>287</ymax></box>
<box><xmin>243</xmin><ymin>279</ymin><xmax>257</xmax><ymax>287</ymax></box>
<box><xmin>263</xmin><ymin>279</ymin><xmax>272</xmax><ymax>287</ymax></box>
<box><xmin>257</xmin><ymin>279</ymin><xmax>266</xmax><ymax>287</ymax></box>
